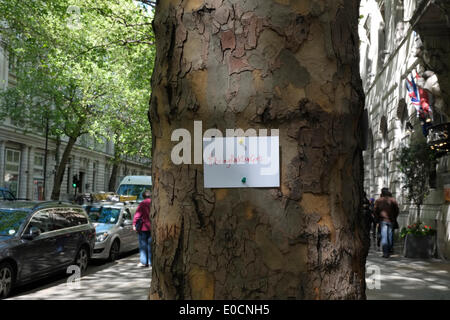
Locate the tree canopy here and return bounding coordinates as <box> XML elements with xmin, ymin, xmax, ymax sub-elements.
<box><xmin>0</xmin><ymin>0</ymin><xmax>155</xmax><ymax>197</ymax></box>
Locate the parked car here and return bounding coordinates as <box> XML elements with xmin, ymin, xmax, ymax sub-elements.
<box><xmin>0</xmin><ymin>188</ymin><xmax>16</xmax><ymax>201</ymax></box>
<box><xmin>86</xmin><ymin>202</ymin><xmax>139</xmax><ymax>261</ymax></box>
<box><xmin>0</xmin><ymin>201</ymin><xmax>96</xmax><ymax>298</ymax></box>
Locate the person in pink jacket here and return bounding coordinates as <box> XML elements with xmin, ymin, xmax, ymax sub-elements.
<box><xmin>133</xmin><ymin>190</ymin><xmax>152</xmax><ymax>267</ymax></box>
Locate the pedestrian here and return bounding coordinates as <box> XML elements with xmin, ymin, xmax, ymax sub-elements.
<box><xmin>133</xmin><ymin>190</ymin><xmax>152</xmax><ymax>267</ymax></box>
<box><xmin>369</xmin><ymin>197</ymin><xmax>377</xmax><ymax>240</ymax></box>
<box><xmin>374</xmin><ymin>188</ymin><xmax>399</xmax><ymax>258</ymax></box>
<box><xmin>362</xmin><ymin>191</ymin><xmax>373</xmax><ymax>245</ymax></box>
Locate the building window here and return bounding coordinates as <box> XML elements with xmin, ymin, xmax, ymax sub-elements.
<box><xmin>34</xmin><ymin>154</ymin><xmax>44</xmax><ymax>178</ymax></box>
<box><xmin>380</xmin><ymin>115</ymin><xmax>388</xmax><ymax>141</ymax></box>
<box><xmin>4</xmin><ymin>148</ymin><xmax>20</xmax><ymax>197</ymax></box>
<box><xmin>34</xmin><ymin>153</ymin><xmax>45</xmax><ymax>200</ymax></box>
<box><xmin>396</xmin><ymin>98</ymin><xmax>408</xmax><ymax>123</ymax></box>
<box><xmin>429</xmin><ymin>167</ymin><xmax>437</xmax><ymax>189</ymax></box>
<box><xmin>104</xmin><ymin>164</ymin><xmax>110</xmax><ymax>191</ymax></box>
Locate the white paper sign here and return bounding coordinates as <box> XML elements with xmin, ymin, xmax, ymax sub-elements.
<box><xmin>203</xmin><ymin>136</ymin><xmax>280</xmax><ymax>188</ymax></box>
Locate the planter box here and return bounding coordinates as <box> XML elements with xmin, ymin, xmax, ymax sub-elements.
<box><xmin>403</xmin><ymin>234</ymin><xmax>436</xmax><ymax>259</ymax></box>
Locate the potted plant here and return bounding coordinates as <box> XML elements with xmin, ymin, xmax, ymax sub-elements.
<box><xmin>398</xmin><ymin>140</ymin><xmax>437</xmax><ymax>258</ymax></box>
<box><xmin>400</xmin><ymin>222</ymin><xmax>437</xmax><ymax>258</ymax></box>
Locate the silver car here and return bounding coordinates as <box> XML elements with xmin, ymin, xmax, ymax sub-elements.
<box><xmin>86</xmin><ymin>202</ymin><xmax>139</xmax><ymax>261</ymax></box>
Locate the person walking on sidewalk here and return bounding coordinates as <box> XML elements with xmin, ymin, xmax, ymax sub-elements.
<box><xmin>133</xmin><ymin>190</ymin><xmax>152</xmax><ymax>267</ymax></box>
<box><xmin>374</xmin><ymin>188</ymin><xmax>399</xmax><ymax>258</ymax></box>
<box><xmin>369</xmin><ymin>197</ymin><xmax>377</xmax><ymax>241</ymax></box>
<box><xmin>362</xmin><ymin>191</ymin><xmax>374</xmax><ymax>245</ymax></box>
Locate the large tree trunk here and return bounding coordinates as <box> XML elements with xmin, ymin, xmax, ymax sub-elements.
<box><xmin>149</xmin><ymin>0</ymin><xmax>366</xmax><ymax>299</ymax></box>
<box><xmin>51</xmin><ymin>136</ymin><xmax>77</xmax><ymax>200</ymax></box>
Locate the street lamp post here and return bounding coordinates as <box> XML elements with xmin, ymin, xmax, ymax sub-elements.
<box><xmin>43</xmin><ymin>116</ymin><xmax>49</xmax><ymax>200</ymax></box>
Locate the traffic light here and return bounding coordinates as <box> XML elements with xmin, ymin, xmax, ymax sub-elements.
<box><xmin>72</xmin><ymin>175</ymin><xmax>79</xmax><ymax>189</ymax></box>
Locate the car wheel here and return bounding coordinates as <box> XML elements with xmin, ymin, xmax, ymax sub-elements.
<box><xmin>109</xmin><ymin>240</ymin><xmax>120</xmax><ymax>262</ymax></box>
<box><xmin>75</xmin><ymin>247</ymin><xmax>89</xmax><ymax>273</ymax></box>
<box><xmin>0</xmin><ymin>262</ymin><xmax>14</xmax><ymax>299</ymax></box>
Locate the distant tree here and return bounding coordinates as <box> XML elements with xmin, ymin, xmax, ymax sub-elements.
<box><xmin>398</xmin><ymin>139</ymin><xmax>436</xmax><ymax>221</ymax></box>
<box><xmin>99</xmin><ymin>105</ymin><xmax>152</xmax><ymax>192</ymax></box>
<box><xmin>0</xmin><ymin>0</ymin><xmax>154</xmax><ymax>199</ymax></box>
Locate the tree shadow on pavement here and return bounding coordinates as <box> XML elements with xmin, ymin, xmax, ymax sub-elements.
<box><xmin>366</xmin><ymin>240</ymin><xmax>450</xmax><ymax>300</ymax></box>
<box><xmin>8</xmin><ymin>249</ymin><xmax>151</xmax><ymax>300</ymax></box>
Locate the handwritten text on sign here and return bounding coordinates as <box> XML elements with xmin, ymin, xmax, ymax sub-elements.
<box><xmin>203</xmin><ymin>136</ymin><xmax>280</xmax><ymax>188</ymax></box>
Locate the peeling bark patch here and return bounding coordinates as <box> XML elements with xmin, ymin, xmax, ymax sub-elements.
<box><xmin>183</xmin><ymin>33</ymin><xmax>205</xmax><ymax>70</ymax></box>
<box><xmin>285</xmin><ymin>243</ymin><xmax>308</xmax><ymax>274</ymax></box>
<box><xmin>300</xmin><ymin>193</ymin><xmax>330</xmax><ymax>217</ymax></box>
<box><xmin>245</xmin><ymin>204</ymin><xmax>254</xmax><ymax>220</ymax></box>
<box><xmin>300</xmin><ymin>193</ymin><xmax>335</xmax><ymax>243</ymax></box>
<box><xmin>214</xmin><ymin>5</ymin><xmax>230</xmax><ymax>25</ymax></box>
<box><xmin>188</xmin><ymin>266</ymin><xmax>215</xmax><ymax>299</ymax></box>
<box><xmin>273</xmin><ymin>49</ymin><xmax>310</xmax><ymax>88</ymax></box>
<box><xmin>185</xmin><ymin>0</ymin><xmax>206</xmax><ymax>12</ymax></box>
<box><xmin>214</xmin><ymin>188</ymin><xmax>228</xmax><ymax>201</ymax></box>
<box><xmin>274</xmin><ymin>0</ymin><xmax>290</xmax><ymax>5</ymax></box>
<box><xmin>220</xmin><ymin>30</ymin><xmax>236</xmax><ymax>50</ymax></box>
<box><xmin>276</xmin><ymin>83</ymin><xmax>306</xmax><ymax>108</ymax></box>
<box><xmin>255</xmin><ymin>226</ymin><xmax>284</xmax><ymax>270</ymax></box>
<box><xmin>228</xmin><ymin>55</ymin><xmax>252</xmax><ymax>75</ymax></box>
<box><xmin>187</xmin><ymin>70</ymin><xmax>208</xmax><ymax>108</ymax></box>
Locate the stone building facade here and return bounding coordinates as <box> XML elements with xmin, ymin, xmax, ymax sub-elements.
<box><xmin>359</xmin><ymin>0</ymin><xmax>450</xmax><ymax>259</ymax></box>
<box><xmin>0</xmin><ymin>42</ymin><xmax>151</xmax><ymax>201</ymax></box>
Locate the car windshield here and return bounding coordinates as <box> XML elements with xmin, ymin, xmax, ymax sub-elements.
<box><xmin>90</xmin><ymin>207</ymin><xmax>121</xmax><ymax>224</ymax></box>
<box><xmin>117</xmin><ymin>184</ymin><xmax>150</xmax><ymax>200</ymax></box>
<box><xmin>0</xmin><ymin>210</ymin><xmax>29</xmax><ymax>236</ymax></box>
<box><xmin>87</xmin><ymin>206</ymin><xmax>102</xmax><ymax>221</ymax></box>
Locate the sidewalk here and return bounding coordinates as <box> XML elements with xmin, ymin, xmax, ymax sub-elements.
<box><xmin>366</xmin><ymin>239</ymin><xmax>450</xmax><ymax>300</ymax></box>
<box><xmin>8</xmin><ymin>252</ymin><xmax>152</xmax><ymax>300</ymax></box>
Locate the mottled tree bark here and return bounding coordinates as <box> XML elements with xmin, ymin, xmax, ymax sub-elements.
<box><xmin>149</xmin><ymin>0</ymin><xmax>366</xmax><ymax>299</ymax></box>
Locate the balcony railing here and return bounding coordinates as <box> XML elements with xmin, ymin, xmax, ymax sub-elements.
<box><xmin>427</xmin><ymin>122</ymin><xmax>450</xmax><ymax>157</ymax></box>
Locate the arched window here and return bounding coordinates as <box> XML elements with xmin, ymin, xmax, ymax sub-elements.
<box><xmin>397</xmin><ymin>98</ymin><xmax>408</xmax><ymax>124</ymax></box>
<box><xmin>380</xmin><ymin>115</ymin><xmax>388</xmax><ymax>141</ymax></box>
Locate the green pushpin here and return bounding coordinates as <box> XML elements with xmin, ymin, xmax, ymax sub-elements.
<box><xmin>241</xmin><ymin>177</ymin><xmax>246</xmax><ymax>183</ymax></box>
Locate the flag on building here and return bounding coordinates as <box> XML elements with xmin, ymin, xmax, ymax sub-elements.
<box><xmin>406</xmin><ymin>72</ymin><xmax>433</xmax><ymax>120</ymax></box>
<box><xmin>406</xmin><ymin>73</ymin><xmax>421</xmax><ymax>111</ymax></box>
<box><xmin>406</xmin><ymin>71</ymin><xmax>433</xmax><ymax>137</ymax></box>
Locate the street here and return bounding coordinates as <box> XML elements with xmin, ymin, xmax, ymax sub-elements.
<box><xmin>7</xmin><ymin>251</ymin><xmax>151</xmax><ymax>300</ymax></box>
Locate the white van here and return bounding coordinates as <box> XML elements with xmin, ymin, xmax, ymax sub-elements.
<box><xmin>116</xmin><ymin>176</ymin><xmax>152</xmax><ymax>201</ymax></box>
